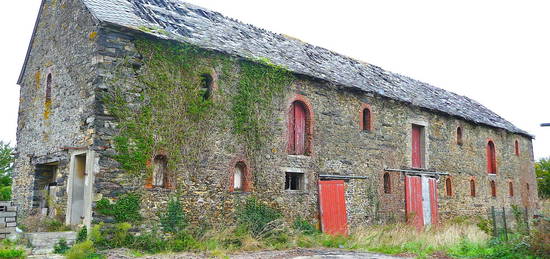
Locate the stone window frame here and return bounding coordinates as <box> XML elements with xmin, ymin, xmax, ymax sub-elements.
<box><xmin>406</xmin><ymin>118</ymin><xmax>430</xmax><ymax>169</ymax></box>
<box><xmin>489</xmin><ymin>180</ymin><xmax>497</xmax><ymax>198</ymax></box>
<box><xmin>199</xmin><ymin>70</ymin><xmax>218</xmax><ymax>101</ymax></box>
<box><xmin>286</xmin><ymin>94</ymin><xmax>314</xmax><ymax>156</ymax></box>
<box><xmin>281</xmin><ymin>167</ymin><xmax>308</xmax><ymax>193</ymax></box>
<box><xmin>228</xmin><ymin>157</ymin><xmax>252</xmax><ymax>193</ymax></box>
<box><xmin>445</xmin><ymin>177</ymin><xmax>453</xmax><ymax>197</ymax></box>
<box><xmin>65</xmin><ymin>150</ymin><xmax>96</xmax><ymax>229</ymax></box>
<box><xmin>469</xmin><ymin>177</ymin><xmax>476</xmax><ymax>197</ymax></box>
<box><xmin>145</xmin><ymin>151</ymin><xmax>175</xmax><ymax>190</ymax></box>
<box><xmin>514</xmin><ymin>139</ymin><xmax>520</xmax><ymax>156</ymax></box>
<box><xmin>359</xmin><ymin>103</ymin><xmax>374</xmax><ymax>132</ymax></box>
<box><xmin>486</xmin><ymin>139</ymin><xmax>497</xmax><ymax>175</ymax></box>
<box><xmin>383</xmin><ymin>172</ymin><xmax>391</xmax><ymax>194</ymax></box>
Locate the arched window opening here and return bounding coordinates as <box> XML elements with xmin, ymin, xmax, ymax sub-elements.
<box><xmin>46</xmin><ymin>73</ymin><xmax>52</xmax><ymax>103</ymax></box>
<box><xmin>288</xmin><ymin>100</ymin><xmax>311</xmax><ymax>155</ymax></box>
<box><xmin>456</xmin><ymin>127</ymin><xmax>463</xmax><ymax>145</ymax></box>
<box><xmin>200</xmin><ymin>73</ymin><xmax>213</xmax><ymax>101</ymax></box>
<box><xmin>486</xmin><ymin>140</ymin><xmax>497</xmax><ymax>174</ymax></box>
<box><xmin>490</xmin><ymin>180</ymin><xmax>496</xmax><ymax>197</ymax></box>
<box><xmin>383</xmin><ymin>173</ymin><xmax>391</xmax><ymax>194</ymax></box>
<box><xmin>470</xmin><ymin>179</ymin><xmax>476</xmax><ymax>197</ymax></box>
<box><xmin>446</xmin><ymin>178</ymin><xmax>452</xmax><ymax>196</ymax></box>
<box><xmin>362</xmin><ymin>108</ymin><xmax>371</xmax><ymax>131</ymax></box>
<box><xmin>233</xmin><ymin>162</ymin><xmax>246</xmax><ymax>192</ymax></box>
<box><xmin>152</xmin><ymin>154</ymin><xmax>168</xmax><ymax>188</ymax></box>
<box><xmin>509</xmin><ymin>182</ymin><xmax>514</xmax><ymax>197</ymax></box>
<box><xmin>514</xmin><ymin>140</ymin><xmax>520</xmax><ymax>156</ymax></box>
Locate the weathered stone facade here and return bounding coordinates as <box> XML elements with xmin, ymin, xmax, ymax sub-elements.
<box><xmin>12</xmin><ymin>0</ymin><xmax>539</xmax><ymax>233</ymax></box>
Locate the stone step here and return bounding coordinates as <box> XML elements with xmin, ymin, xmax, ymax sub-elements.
<box><xmin>24</xmin><ymin>231</ymin><xmax>77</xmax><ymax>255</ymax></box>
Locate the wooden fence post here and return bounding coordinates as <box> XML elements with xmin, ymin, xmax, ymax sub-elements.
<box><xmin>491</xmin><ymin>206</ymin><xmax>497</xmax><ymax>238</ymax></box>
<box><xmin>502</xmin><ymin>207</ymin><xmax>508</xmax><ymax>241</ymax></box>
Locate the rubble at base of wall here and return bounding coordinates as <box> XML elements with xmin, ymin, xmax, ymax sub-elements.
<box><xmin>0</xmin><ymin>201</ymin><xmax>18</xmax><ymax>239</ymax></box>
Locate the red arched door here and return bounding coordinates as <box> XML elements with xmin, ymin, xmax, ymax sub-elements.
<box><xmin>289</xmin><ymin>101</ymin><xmax>306</xmax><ymax>155</ymax></box>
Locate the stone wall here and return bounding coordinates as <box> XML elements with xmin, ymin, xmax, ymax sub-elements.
<box><xmin>12</xmin><ymin>0</ymin><xmax>100</xmax><ymax>217</ymax></box>
<box><xmin>89</xmin><ymin>26</ymin><xmax>538</xmax><ymax>231</ymax></box>
<box><xmin>0</xmin><ymin>202</ymin><xmax>18</xmax><ymax>238</ymax></box>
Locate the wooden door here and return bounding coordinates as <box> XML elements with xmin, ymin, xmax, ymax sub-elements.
<box><xmin>428</xmin><ymin>178</ymin><xmax>439</xmax><ymax>225</ymax></box>
<box><xmin>319</xmin><ymin>180</ymin><xmax>348</xmax><ymax>236</ymax></box>
<box><xmin>412</xmin><ymin>125</ymin><xmax>422</xmax><ymax>168</ymax></box>
<box><xmin>294</xmin><ymin>102</ymin><xmax>306</xmax><ymax>154</ymax></box>
<box><xmin>405</xmin><ymin>175</ymin><xmax>424</xmax><ymax>229</ymax></box>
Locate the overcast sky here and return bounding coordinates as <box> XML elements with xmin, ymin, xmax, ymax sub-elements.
<box><xmin>0</xmin><ymin>0</ymin><xmax>548</xmax><ymax>160</ymax></box>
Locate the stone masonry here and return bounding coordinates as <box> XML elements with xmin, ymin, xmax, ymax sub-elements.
<box><xmin>0</xmin><ymin>202</ymin><xmax>18</xmax><ymax>238</ymax></box>
<box><xmin>12</xmin><ymin>0</ymin><xmax>539</xmax><ymax>233</ymax></box>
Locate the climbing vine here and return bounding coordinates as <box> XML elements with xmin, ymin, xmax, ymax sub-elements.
<box><xmin>104</xmin><ymin>37</ymin><xmax>293</xmax><ymax>179</ymax></box>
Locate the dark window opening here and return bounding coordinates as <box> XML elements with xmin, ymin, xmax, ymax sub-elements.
<box><xmin>46</xmin><ymin>73</ymin><xmax>52</xmax><ymax>103</ymax></box>
<box><xmin>490</xmin><ymin>180</ymin><xmax>496</xmax><ymax>197</ymax></box>
<box><xmin>509</xmin><ymin>182</ymin><xmax>514</xmax><ymax>197</ymax></box>
<box><xmin>514</xmin><ymin>140</ymin><xmax>520</xmax><ymax>156</ymax></box>
<box><xmin>362</xmin><ymin>108</ymin><xmax>371</xmax><ymax>131</ymax></box>
<box><xmin>33</xmin><ymin>163</ymin><xmax>58</xmax><ymax>216</ymax></box>
<box><xmin>152</xmin><ymin>155</ymin><xmax>169</xmax><ymax>188</ymax></box>
<box><xmin>200</xmin><ymin>74</ymin><xmax>213</xmax><ymax>100</ymax></box>
<box><xmin>288</xmin><ymin>101</ymin><xmax>311</xmax><ymax>155</ymax></box>
<box><xmin>526</xmin><ymin>183</ymin><xmax>530</xmax><ymax>194</ymax></box>
<box><xmin>285</xmin><ymin>172</ymin><xmax>304</xmax><ymax>191</ymax></box>
<box><xmin>456</xmin><ymin>127</ymin><xmax>463</xmax><ymax>145</ymax></box>
<box><xmin>446</xmin><ymin>178</ymin><xmax>452</xmax><ymax>196</ymax></box>
<box><xmin>383</xmin><ymin>173</ymin><xmax>391</xmax><ymax>194</ymax></box>
<box><xmin>470</xmin><ymin>179</ymin><xmax>476</xmax><ymax>197</ymax></box>
<box><xmin>487</xmin><ymin>140</ymin><xmax>497</xmax><ymax>174</ymax></box>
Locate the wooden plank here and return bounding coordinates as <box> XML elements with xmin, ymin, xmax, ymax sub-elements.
<box><xmin>405</xmin><ymin>175</ymin><xmax>424</xmax><ymax>230</ymax></box>
<box><xmin>429</xmin><ymin>178</ymin><xmax>439</xmax><ymax>225</ymax></box>
<box><xmin>412</xmin><ymin>125</ymin><xmax>422</xmax><ymax>168</ymax></box>
<box><xmin>294</xmin><ymin>102</ymin><xmax>306</xmax><ymax>155</ymax></box>
<box><xmin>319</xmin><ymin>180</ymin><xmax>348</xmax><ymax>236</ymax></box>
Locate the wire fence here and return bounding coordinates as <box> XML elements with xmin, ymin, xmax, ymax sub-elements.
<box><xmin>488</xmin><ymin>206</ymin><xmax>531</xmax><ymax>241</ymax></box>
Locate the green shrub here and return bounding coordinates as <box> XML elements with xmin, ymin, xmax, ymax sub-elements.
<box><xmin>53</xmin><ymin>238</ymin><xmax>70</xmax><ymax>254</ymax></box>
<box><xmin>0</xmin><ymin>186</ymin><xmax>11</xmax><ymax>201</ymax></box>
<box><xmin>65</xmin><ymin>240</ymin><xmax>103</xmax><ymax>259</ymax></box>
<box><xmin>168</xmin><ymin>232</ymin><xmax>198</xmax><ymax>252</ymax></box>
<box><xmin>236</xmin><ymin>198</ymin><xmax>282</xmax><ymax>238</ymax></box>
<box><xmin>126</xmin><ymin>232</ymin><xmax>168</xmax><ymax>253</ymax></box>
<box><xmin>0</xmin><ymin>248</ymin><xmax>24</xmax><ymax>258</ymax></box>
<box><xmin>292</xmin><ymin>217</ymin><xmax>318</xmax><ymax>235</ymax></box>
<box><xmin>160</xmin><ymin>198</ymin><xmax>188</xmax><ymax>233</ymax></box>
<box><xmin>77</xmin><ymin>227</ymin><xmax>88</xmax><ymax>243</ymax></box>
<box><xmin>95</xmin><ymin>193</ymin><xmax>142</xmax><ymax>223</ymax></box>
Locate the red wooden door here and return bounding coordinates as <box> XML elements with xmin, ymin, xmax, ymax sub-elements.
<box><xmin>294</xmin><ymin>102</ymin><xmax>306</xmax><ymax>155</ymax></box>
<box><xmin>428</xmin><ymin>178</ymin><xmax>439</xmax><ymax>225</ymax></box>
<box><xmin>405</xmin><ymin>175</ymin><xmax>424</xmax><ymax>230</ymax></box>
<box><xmin>412</xmin><ymin>125</ymin><xmax>422</xmax><ymax>168</ymax></box>
<box><xmin>319</xmin><ymin>180</ymin><xmax>348</xmax><ymax>236</ymax></box>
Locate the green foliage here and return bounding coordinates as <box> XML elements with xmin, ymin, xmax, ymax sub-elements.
<box><xmin>95</xmin><ymin>193</ymin><xmax>141</xmax><ymax>223</ymax></box>
<box><xmin>0</xmin><ymin>248</ymin><xmax>24</xmax><ymax>258</ymax></box>
<box><xmin>231</xmin><ymin>60</ymin><xmax>293</xmax><ymax>151</ymax></box>
<box><xmin>65</xmin><ymin>240</ymin><xmax>103</xmax><ymax>259</ymax></box>
<box><xmin>536</xmin><ymin>157</ymin><xmax>550</xmax><ymax>198</ymax></box>
<box><xmin>292</xmin><ymin>217</ymin><xmax>319</xmax><ymax>235</ymax></box>
<box><xmin>160</xmin><ymin>198</ymin><xmax>188</xmax><ymax>233</ymax></box>
<box><xmin>77</xmin><ymin>227</ymin><xmax>88</xmax><ymax>243</ymax></box>
<box><xmin>53</xmin><ymin>238</ymin><xmax>70</xmax><ymax>254</ymax></box>
<box><xmin>236</xmin><ymin>198</ymin><xmax>282</xmax><ymax>238</ymax></box>
<box><xmin>0</xmin><ymin>142</ymin><xmax>13</xmax><ymax>201</ymax></box>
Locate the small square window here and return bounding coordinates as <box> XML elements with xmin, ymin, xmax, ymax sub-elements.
<box><xmin>285</xmin><ymin>172</ymin><xmax>304</xmax><ymax>191</ymax></box>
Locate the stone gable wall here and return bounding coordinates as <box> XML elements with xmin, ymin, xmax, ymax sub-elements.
<box><xmin>12</xmin><ymin>0</ymin><xmax>100</xmax><ymax>217</ymax></box>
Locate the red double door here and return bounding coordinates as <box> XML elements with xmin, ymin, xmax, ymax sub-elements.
<box><xmin>319</xmin><ymin>180</ymin><xmax>348</xmax><ymax>235</ymax></box>
<box><xmin>405</xmin><ymin>175</ymin><xmax>439</xmax><ymax>229</ymax></box>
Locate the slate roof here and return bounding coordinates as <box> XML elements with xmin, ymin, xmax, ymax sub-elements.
<box><xmin>78</xmin><ymin>0</ymin><xmax>530</xmax><ymax>137</ymax></box>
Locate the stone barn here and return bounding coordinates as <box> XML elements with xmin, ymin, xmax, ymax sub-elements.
<box><xmin>12</xmin><ymin>0</ymin><xmax>539</xmax><ymax>234</ymax></box>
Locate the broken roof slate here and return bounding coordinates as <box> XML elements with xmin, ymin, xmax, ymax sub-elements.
<box><xmin>81</xmin><ymin>0</ymin><xmax>531</xmax><ymax>137</ymax></box>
